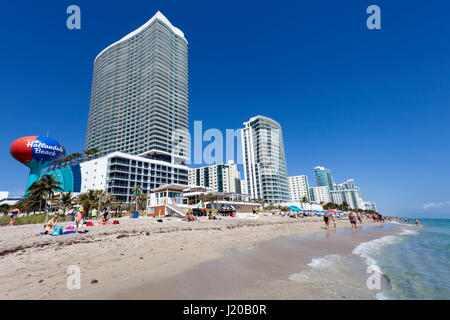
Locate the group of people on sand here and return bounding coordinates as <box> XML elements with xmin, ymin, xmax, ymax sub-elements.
<box><xmin>323</xmin><ymin>213</ymin><xmax>337</xmax><ymax>230</ymax></box>
<box><xmin>323</xmin><ymin>212</ymin><xmax>373</xmax><ymax>231</ymax></box>
<box><xmin>185</xmin><ymin>210</ymin><xmax>217</xmax><ymax>222</ymax></box>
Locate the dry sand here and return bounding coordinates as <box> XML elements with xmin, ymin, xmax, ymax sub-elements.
<box><xmin>0</xmin><ymin>214</ymin><xmax>381</xmax><ymax>299</ymax></box>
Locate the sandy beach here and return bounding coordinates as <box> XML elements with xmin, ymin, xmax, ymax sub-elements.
<box><xmin>0</xmin><ymin>215</ymin><xmax>385</xmax><ymax>299</ymax></box>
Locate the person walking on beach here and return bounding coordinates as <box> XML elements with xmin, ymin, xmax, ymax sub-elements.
<box><xmin>91</xmin><ymin>208</ymin><xmax>98</xmax><ymax>220</ymax></box>
<box><xmin>332</xmin><ymin>215</ymin><xmax>337</xmax><ymax>229</ymax></box>
<box><xmin>323</xmin><ymin>213</ymin><xmax>330</xmax><ymax>230</ymax></box>
<box><xmin>357</xmin><ymin>212</ymin><xmax>363</xmax><ymax>224</ymax></box>
<box><xmin>8</xmin><ymin>208</ymin><xmax>20</xmax><ymax>226</ymax></box>
<box><xmin>75</xmin><ymin>207</ymin><xmax>85</xmax><ymax>233</ymax></box>
<box><xmin>349</xmin><ymin>212</ymin><xmax>357</xmax><ymax>230</ymax></box>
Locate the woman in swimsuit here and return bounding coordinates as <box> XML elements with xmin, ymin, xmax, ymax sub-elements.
<box><xmin>8</xmin><ymin>208</ymin><xmax>20</xmax><ymax>226</ymax></box>
<box><xmin>75</xmin><ymin>208</ymin><xmax>85</xmax><ymax>233</ymax></box>
<box><xmin>323</xmin><ymin>213</ymin><xmax>330</xmax><ymax>230</ymax></box>
<box><xmin>44</xmin><ymin>214</ymin><xmax>58</xmax><ymax>234</ymax></box>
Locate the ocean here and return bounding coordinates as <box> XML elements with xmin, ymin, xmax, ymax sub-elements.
<box><xmin>121</xmin><ymin>219</ymin><xmax>450</xmax><ymax>300</ymax></box>
<box><xmin>363</xmin><ymin>219</ymin><xmax>450</xmax><ymax>299</ymax></box>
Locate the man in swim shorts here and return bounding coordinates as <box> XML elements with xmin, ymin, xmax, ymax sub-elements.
<box><xmin>349</xmin><ymin>212</ymin><xmax>357</xmax><ymax>230</ymax></box>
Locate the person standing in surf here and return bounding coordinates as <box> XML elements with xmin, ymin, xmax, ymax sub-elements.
<box><xmin>323</xmin><ymin>213</ymin><xmax>330</xmax><ymax>230</ymax></box>
<box><xmin>349</xmin><ymin>212</ymin><xmax>357</xmax><ymax>230</ymax></box>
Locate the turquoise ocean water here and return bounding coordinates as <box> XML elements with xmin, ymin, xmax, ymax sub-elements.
<box><xmin>363</xmin><ymin>219</ymin><xmax>450</xmax><ymax>299</ymax></box>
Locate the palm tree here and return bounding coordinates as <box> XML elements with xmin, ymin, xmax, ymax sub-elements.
<box><xmin>56</xmin><ymin>192</ymin><xmax>74</xmax><ymax>216</ymax></box>
<box><xmin>78</xmin><ymin>190</ymin><xmax>99</xmax><ymax>218</ymax></box>
<box><xmin>112</xmin><ymin>200</ymin><xmax>124</xmax><ymax>218</ymax></box>
<box><xmin>0</xmin><ymin>204</ymin><xmax>11</xmax><ymax>215</ymax></box>
<box><xmin>131</xmin><ymin>185</ymin><xmax>146</xmax><ymax>211</ymax></box>
<box><xmin>72</xmin><ymin>152</ymin><xmax>83</xmax><ymax>164</ymax></box>
<box><xmin>205</xmin><ymin>193</ymin><xmax>218</xmax><ymax>209</ymax></box>
<box><xmin>27</xmin><ymin>174</ymin><xmax>63</xmax><ymax>223</ymax></box>
<box><xmin>84</xmin><ymin>148</ymin><xmax>100</xmax><ymax>161</ymax></box>
<box><xmin>103</xmin><ymin>194</ymin><xmax>116</xmax><ymax>213</ymax></box>
<box><xmin>95</xmin><ymin>190</ymin><xmax>106</xmax><ymax>215</ymax></box>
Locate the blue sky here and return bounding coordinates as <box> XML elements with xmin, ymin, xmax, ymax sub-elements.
<box><xmin>1</xmin><ymin>0</ymin><xmax>449</xmax><ymax>218</ymax></box>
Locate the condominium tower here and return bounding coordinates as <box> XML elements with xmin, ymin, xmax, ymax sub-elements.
<box><xmin>188</xmin><ymin>161</ymin><xmax>242</xmax><ymax>193</ymax></box>
<box><xmin>85</xmin><ymin>11</ymin><xmax>189</xmax><ymax>164</ymax></box>
<box><xmin>288</xmin><ymin>175</ymin><xmax>310</xmax><ymax>201</ymax></box>
<box><xmin>314</xmin><ymin>166</ymin><xmax>334</xmax><ymax>191</ymax></box>
<box><xmin>241</xmin><ymin>116</ymin><xmax>290</xmax><ymax>203</ymax></box>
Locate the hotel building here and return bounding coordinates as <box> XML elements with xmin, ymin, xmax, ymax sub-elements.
<box><xmin>46</xmin><ymin>12</ymin><xmax>190</xmax><ymax>202</ymax></box>
<box><xmin>288</xmin><ymin>175</ymin><xmax>310</xmax><ymax>201</ymax></box>
<box><xmin>314</xmin><ymin>166</ymin><xmax>335</xmax><ymax>191</ymax></box>
<box><xmin>188</xmin><ymin>161</ymin><xmax>242</xmax><ymax>193</ymax></box>
<box><xmin>309</xmin><ymin>186</ymin><xmax>331</xmax><ymax>204</ymax></box>
<box><xmin>85</xmin><ymin>11</ymin><xmax>189</xmax><ymax>162</ymax></box>
<box><xmin>241</xmin><ymin>116</ymin><xmax>290</xmax><ymax>203</ymax></box>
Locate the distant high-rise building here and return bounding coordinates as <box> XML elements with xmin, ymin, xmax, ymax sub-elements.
<box><xmin>363</xmin><ymin>201</ymin><xmax>377</xmax><ymax>212</ymax></box>
<box><xmin>310</xmin><ymin>186</ymin><xmax>331</xmax><ymax>204</ymax></box>
<box><xmin>85</xmin><ymin>11</ymin><xmax>189</xmax><ymax>164</ymax></box>
<box><xmin>241</xmin><ymin>116</ymin><xmax>290</xmax><ymax>203</ymax></box>
<box><xmin>188</xmin><ymin>161</ymin><xmax>241</xmax><ymax>193</ymax></box>
<box><xmin>288</xmin><ymin>175</ymin><xmax>310</xmax><ymax>201</ymax></box>
<box><xmin>314</xmin><ymin>166</ymin><xmax>334</xmax><ymax>191</ymax></box>
<box><xmin>240</xmin><ymin>179</ymin><xmax>248</xmax><ymax>195</ymax></box>
<box><xmin>330</xmin><ymin>178</ymin><xmax>364</xmax><ymax>209</ymax></box>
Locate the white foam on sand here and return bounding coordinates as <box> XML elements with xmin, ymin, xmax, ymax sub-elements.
<box><xmin>289</xmin><ymin>254</ymin><xmax>342</xmax><ymax>282</ymax></box>
<box><xmin>352</xmin><ymin>235</ymin><xmax>403</xmax><ymax>266</ymax></box>
<box><xmin>352</xmin><ymin>226</ymin><xmax>418</xmax><ymax>266</ymax></box>
<box><xmin>400</xmin><ymin>228</ymin><xmax>419</xmax><ymax>236</ymax></box>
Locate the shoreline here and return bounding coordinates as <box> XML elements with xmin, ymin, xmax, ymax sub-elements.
<box><xmin>0</xmin><ymin>215</ymin><xmax>385</xmax><ymax>299</ymax></box>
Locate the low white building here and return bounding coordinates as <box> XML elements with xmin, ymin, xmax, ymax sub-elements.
<box><xmin>188</xmin><ymin>160</ymin><xmax>242</xmax><ymax>193</ymax></box>
<box><xmin>46</xmin><ymin>151</ymin><xmax>189</xmax><ymax>203</ymax></box>
<box><xmin>363</xmin><ymin>200</ymin><xmax>377</xmax><ymax>211</ymax></box>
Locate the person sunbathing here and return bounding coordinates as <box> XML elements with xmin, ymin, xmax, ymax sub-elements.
<box><xmin>44</xmin><ymin>215</ymin><xmax>58</xmax><ymax>234</ymax></box>
<box><xmin>100</xmin><ymin>214</ymin><xmax>110</xmax><ymax>225</ymax></box>
<box><xmin>185</xmin><ymin>212</ymin><xmax>197</xmax><ymax>222</ymax></box>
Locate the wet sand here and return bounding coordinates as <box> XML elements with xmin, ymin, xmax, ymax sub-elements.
<box><xmin>0</xmin><ymin>214</ymin><xmax>384</xmax><ymax>299</ymax></box>
<box><xmin>114</xmin><ymin>224</ymin><xmax>400</xmax><ymax>299</ymax></box>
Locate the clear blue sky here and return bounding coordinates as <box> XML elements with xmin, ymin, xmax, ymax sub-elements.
<box><xmin>1</xmin><ymin>0</ymin><xmax>449</xmax><ymax>218</ymax></box>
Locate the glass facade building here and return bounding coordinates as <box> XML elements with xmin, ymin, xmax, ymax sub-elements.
<box><xmin>241</xmin><ymin>116</ymin><xmax>290</xmax><ymax>203</ymax></box>
<box><xmin>314</xmin><ymin>166</ymin><xmax>334</xmax><ymax>191</ymax></box>
<box><xmin>85</xmin><ymin>11</ymin><xmax>189</xmax><ymax>162</ymax></box>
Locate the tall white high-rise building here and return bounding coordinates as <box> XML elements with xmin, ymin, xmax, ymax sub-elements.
<box><xmin>330</xmin><ymin>178</ymin><xmax>364</xmax><ymax>209</ymax></box>
<box><xmin>188</xmin><ymin>161</ymin><xmax>242</xmax><ymax>193</ymax></box>
<box><xmin>85</xmin><ymin>11</ymin><xmax>189</xmax><ymax>164</ymax></box>
<box><xmin>288</xmin><ymin>175</ymin><xmax>310</xmax><ymax>201</ymax></box>
<box><xmin>310</xmin><ymin>186</ymin><xmax>331</xmax><ymax>204</ymax></box>
<box><xmin>241</xmin><ymin>115</ymin><xmax>290</xmax><ymax>203</ymax></box>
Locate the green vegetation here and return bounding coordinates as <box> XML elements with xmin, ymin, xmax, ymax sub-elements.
<box><xmin>0</xmin><ymin>213</ymin><xmax>66</xmax><ymax>226</ymax></box>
